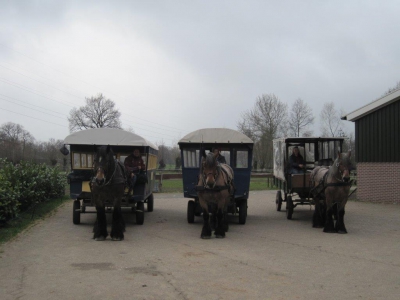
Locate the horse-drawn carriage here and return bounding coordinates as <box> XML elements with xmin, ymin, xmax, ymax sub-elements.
<box><xmin>273</xmin><ymin>137</ymin><xmax>347</xmax><ymax>221</ymax></box>
<box><xmin>62</xmin><ymin>128</ymin><xmax>158</xmax><ymax>227</ymax></box>
<box><xmin>178</xmin><ymin>128</ymin><xmax>253</xmax><ymax>229</ymax></box>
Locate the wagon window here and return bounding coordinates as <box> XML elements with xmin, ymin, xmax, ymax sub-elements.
<box><xmin>220</xmin><ymin>150</ymin><xmax>230</xmax><ymax>165</ymax></box>
<box><xmin>320</xmin><ymin>142</ymin><xmax>329</xmax><ymax>159</ymax></box>
<box><xmin>183</xmin><ymin>149</ymin><xmax>199</xmax><ymax>168</ymax></box>
<box><xmin>73</xmin><ymin>153</ymin><xmax>80</xmax><ymax>168</ymax></box>
<box><xmin>234</xmin><ymin>150</ymin><xmax>248</xmax><ymax>168</ymax></box>
<box><xmin>147</xmin><ymin>154</ymin><xmax>157</xmax><ymax>170</ymax></box>
<box><xmin>81</xmin><ymin>155</ymin><xmax>87</xmax><ymax>168</ymax></box>
<box><xmin>304</xmin><ymin>143</ymin><xmax>315</xmax><ymax>162</ymax></box>
<box><xmin>72</xmin><ymin>153</ymin><xmax>93</xmax><ymax>169</ymax></box>
<box><xmin>87</xmin><ymin>154</ymin><xmax>93</xmax><ymax>168</ymax></box>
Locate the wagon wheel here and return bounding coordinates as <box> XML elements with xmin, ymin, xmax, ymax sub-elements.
<box><xmin>187</xmin><ymin>200</ymin><xmax>195</xmax><ymax>223</ymax></box>
<box><xmin>147</xmin><ymin>194</ymin><xmax>154</xmax><ymax>212</ymax></box>
<box><xmin>276</xmin><ymin>191</ymin><xmax>283</xmax><ymax>211</ymax></box>
<box><xmin>286</xmin><ymin>195</ymin><xmax>293</xmax><ymax>220</ymax></box>
<box><xmin>136</xmin><ymin>201</ymin><xmax>145</xmax><ymax>225</ymax></box>
<box><xmin>73</xmin><ymin>200</ymin><xmax>81</xmax><ymax>225</ymax></box>
<box><xmin>238</xmin><ymin>200</ymin><xmax>247</xmax><ymax>224</ymax></box>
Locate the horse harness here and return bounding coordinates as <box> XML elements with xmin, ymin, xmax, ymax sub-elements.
<box><xmin>92</xmin><ymin>159</ymin><xmax>126</xmax><ymax>188</ymax></box>
<box><xmin>196</xmin><ymin>164</ymin><xmax>234</xmax><ymax>193</ymax></box>
<box><xmin>310</xmin><ymin>167</ymin><xmax>353</xmax><ymax>198</ymax></box>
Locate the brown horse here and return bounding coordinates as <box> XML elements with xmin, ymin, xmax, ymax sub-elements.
<box><xmin>91</xmin><ymin>145</ymin><xmax>126</xmax><ymax>241</ymax></box>
<box><xmin>311</xmin><ymin>150</ymin><xmax>353</xmax><ymax>233</ymax></box>
<box><xmin>197</xmin><ymin>152</ymin><xmax>234</xmax><ymax>239</ymax></box>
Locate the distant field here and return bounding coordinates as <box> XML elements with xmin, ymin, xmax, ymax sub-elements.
<box><xmin>159</xmin><ymin>177</ymin><xmax>274</xmax><ymax>193</ymax></box>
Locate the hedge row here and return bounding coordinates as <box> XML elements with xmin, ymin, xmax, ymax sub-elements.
<box><xmin>0</xmin><ymin>159</ymin><xmax>66</xmax><ymax>223</ymax></box>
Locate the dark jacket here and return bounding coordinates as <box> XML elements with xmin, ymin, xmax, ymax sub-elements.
<box><xmin>124</xmin><ymin>154</ymin><xmax>146</xmax><ymax>174</ymax></box>
<box><xmin>289</xmin><ymin>153</ymin><xmax>304</xmax><ymax>170</ymax></box>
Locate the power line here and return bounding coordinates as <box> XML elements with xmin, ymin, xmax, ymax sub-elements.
<box><xmin>0</xmin><ymin>43</ymin><xmax>179</xmax><ymax>116</ymax></box>
<box><xmin>0</xmin><ymin>93</ymin><xmax>65</xmax><ymax>117</ymax></box>
<box><xmin>0</xmin><ymin>77</ymin><xmax>76</xmax><ymax>107</ymax></box>
<box><xmin>0</xmin><ymin>96</ymin><xmax>64</xmax><ymax>119</ymax></box>
<box><xmin>0</xmin><ymin>107</ymin><xmax>67</xmax><ymax>127</ymax></box>
<box><xmin>0</xmin><ymin>63</ymin><xmax>85</xmax><ymax>102</ymax></box>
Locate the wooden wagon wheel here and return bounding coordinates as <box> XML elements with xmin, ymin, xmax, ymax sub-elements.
<box><xmin>276</xmin><ymin>190</ymin><xmax>283</xmax><ymax>211</ymax></box>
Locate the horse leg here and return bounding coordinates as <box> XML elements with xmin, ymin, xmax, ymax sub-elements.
<box><xmin>222</xmin><ymin>210</ymin><xmax>229</xmax><ymax>233</ymax></box>
<box><xmin>323</xmin><ymin>208</ymin><xmax>335</xmax><ymax>233</ymax></box>
<box><xmin>210</xmin><ymin>211</ymin><xmax>216</xmax><ymax>230</ymax></box>
<box><xmin>110</xmin><ymin>206</ymin><xmax>125</xmax><ymax>241</ymax></box>
<box><xmin>111</xmin><ymin>188</ymin><xmax>126</xmax><ymax>241</ymax></box>
<box><xmin>312</xmin><ymin>198</ymin><xmax>324</xmax><ymax>228</ymax></box>
<box><xmin>93</xmin><ymin>205</ymin><xmax>108</xmax><ymax>241</ymax></box>
<box><xmin>335</xmin><ymin>204</ymin><xmax>347</xmax><ymax>234</ymax></box>
<box><xmin>323</xmin><ymin>199</ymin><xmax>336</xmax><ymax>233</ymax></box>
<box><xmin>201</xmin><ymin>208</ymin><xmax>212</xmax><ymax>239</ymax></box>
<box><xmin>214</xmin><ymin>207</ymin><xmax>226</xmax><ymax>238</ymax></box>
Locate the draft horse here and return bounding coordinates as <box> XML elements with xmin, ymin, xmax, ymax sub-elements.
<box><xmin>91</xmin><ymin>145</ymin><xmax>126</xmax><ymax>241</ymax></box>
<box><xmin>196</xmin><ymin>152</ymin><xmax>234</xmax><ymax>239</ymax></box>
<box><xmin>311</xmin><ymin>150</ymin><xmax>353</xmax><ymax>233</ymax></box>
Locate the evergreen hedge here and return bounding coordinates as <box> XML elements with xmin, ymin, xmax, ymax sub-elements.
<box><xmin>0</xmin><ymin>159</ymin><xmax>66</xmax><ymax>223</ymax></box>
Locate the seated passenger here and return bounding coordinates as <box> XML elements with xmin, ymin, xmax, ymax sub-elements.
<box><xmin>124</xmin><ymin>148</ymin><xmax>146</xmax><ymax>189</ymax></box>
<box><xmin>289</xmin><ymin>146</ymin><xmax>305</xmax><ymax>174</ymax></box>
<box><xmin>213</xmin><ymin>147</ymin><xmax>226</xmax><ymax>164</ymax></box>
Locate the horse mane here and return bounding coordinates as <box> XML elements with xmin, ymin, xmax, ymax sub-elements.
<box><xmin>205</xmin><ymin>152</ymin><xmax>217</xmax><ymax>168</ymax></box>
<box><xmin>95</xmin><ymin>145</ymin><xmax>115</xmax><ymax>170</ymax></box>
<box><xmin>96</xmin><ymin>145</ymin><xmax>114</xmax><ymax>158</ymax></box>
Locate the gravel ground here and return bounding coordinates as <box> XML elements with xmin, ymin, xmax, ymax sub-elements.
<box><xmin>1</xmin><ymin>190</ymin><xmax>399</xmax><ymax>300</ymax></box>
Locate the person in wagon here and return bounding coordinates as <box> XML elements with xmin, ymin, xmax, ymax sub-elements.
<box><xmin>124</xmin><ymin>148</ymin><xmax>146</xmax><ymax>189</ymax></box>
<box><xmin>213</xmin><ymin>147</ymin><xmax>226</xmax><ymax>164</ymax></box>
<box><xmin>289</xmin><ymin>146</ymin><xmax>305</xmax><ymax>174</ymax></box>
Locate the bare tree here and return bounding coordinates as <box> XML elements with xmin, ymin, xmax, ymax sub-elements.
<box><xmin>0</xmin><ymin>122</ymin><xmax>34</xmax><ymax>162</ymax></box>
<box><xmin>237</xmin><ymin>94</ymin><xmax>288</xmax><ymax>169</ymax></box>
<box><xmin>320</xmin><ymin>102</ymin><xmax>343</xmax><ymax>137</ymax></box>
<box><xmin>382</xmin><ymin>81</ymin><xmax>400</xmax><ymax>97</ymax></box>
<box><xmin>68</xmin><ymin>94</ymin><xmax>122</xmax><ymax>132</ymax></box>
<box><xmin>288</xmin><ymin>98</ymin><xmax>314</xmax><ymax>137</ymax></box>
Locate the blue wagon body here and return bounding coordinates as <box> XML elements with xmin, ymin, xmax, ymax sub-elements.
<box><xmin>178</xmin><ymin>128</ymin><xmax>253</xmax><ymax>224</ymax></box>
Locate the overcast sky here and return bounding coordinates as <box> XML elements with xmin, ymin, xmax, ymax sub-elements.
<box><xmin>1</xmin><ymin>0</ymin><xmax>399</xmax><ymax>146</ymax></box>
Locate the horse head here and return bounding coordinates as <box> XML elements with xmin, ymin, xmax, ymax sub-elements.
<box><xmin>335</xmin><ymin>150</ymin><xmax>352</xmax><ymax>182</ymax></box>
<box><xmin>201</xmin><ymin>152</ymin><xmax>218</xmax><ymax>188</ymax></box>
<box><xmin>93</xmin><ymin>145</ymin><xmax>114</xmax><ymax>185</ymax></box>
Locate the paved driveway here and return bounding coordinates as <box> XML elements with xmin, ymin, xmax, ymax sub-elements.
<box><xmin>1</xmin><ymin>190</ymin><xmax>399</xmax><ymax>300</ymax></box>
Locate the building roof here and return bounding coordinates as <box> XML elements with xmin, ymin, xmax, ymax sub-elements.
<box><xmin>342</xmin><ymin>89</ymin><xmax>400</xmax><ymax>121</ymax></box>
<box><xmin>63</xmin><ymin>128</ymin><xmax>158</xmax><ymax>149</ymax></box>
<box><xmin>178</xmin><ymin>128</ymin><xmax>253</xmax><ymax>145</ymax></box>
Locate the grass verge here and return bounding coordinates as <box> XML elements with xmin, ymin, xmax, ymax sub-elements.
<box><xmin>0</xmin><ymin>195</ymin><xmax>70</xmax><ymax>246</ymax></box>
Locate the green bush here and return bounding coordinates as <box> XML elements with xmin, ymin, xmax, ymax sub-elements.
<box><xmin>0</xmin><ymin>159</ymin><xmax>66</xmax><ymax>223</ymax></box>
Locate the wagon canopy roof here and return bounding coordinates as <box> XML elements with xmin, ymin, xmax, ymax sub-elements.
<box><xmin>63</xmin><ymin>128</ymin><xmax>158</xmax><ymax>149</ymax></box>
<box><xmin>178</xmin><ymin>128</ymin><xmax>253</xmax><ymax>145</ymax></box>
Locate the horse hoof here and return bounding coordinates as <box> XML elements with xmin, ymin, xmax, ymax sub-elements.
<box><xmin>201</xmin><ymin>235</ymin><xmax>211</xmax><ymax>239</ymax></box>
<box><xmin>112</xmin><ymin>237</ymin><xmax>124</xmax><ymax>241</ymax></box>
<box><xmin>215</xmin><ymin>235</ymin><xmax>225</xmax><ymax>239</ymax></box>
<box><xmin>313</xmin><ymin>225</ymin><xmax>324</xmax><ymax>228</ymax></box>
<box><xmin>337</xmin><ymin>230</ymin><xmax>348</xmax><ymax>234</ymax></box>
<box><xmin>95</xmin><ymin>236</ymin><xmax>106</xmax><ymax>241</ymax></box>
